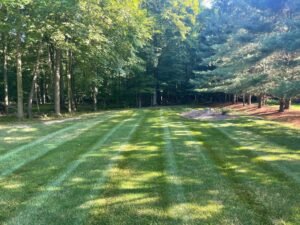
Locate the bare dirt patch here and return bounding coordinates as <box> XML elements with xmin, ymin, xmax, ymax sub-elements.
<box><xmin>181</xmin><ymin>108</ymin><xmax>237</xmax><ymax>120</ymax></box>
<box><xmin>223</xmin><ymin>103</ymin><xmax>300</xmax><ymax>127</ymax></box>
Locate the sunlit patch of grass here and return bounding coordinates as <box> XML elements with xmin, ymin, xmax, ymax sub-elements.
<box><xmin>254</xmin><ymin>154</ymin><xmax>300</xmax><ymax>162</ymax></box>
<box><xmin>3</xmin><ymin>136</ymin><xmax>34</xmax><ymax>143</ymax></box>
<box><xmin>172</xmin><ymin>202</ymin><xmax>224</xmax><ymax>220</ymax></box>
<box><xmin>0</xmin><ymin>181</ymin><xmax>24</xmax><ymax>190</ymax></box>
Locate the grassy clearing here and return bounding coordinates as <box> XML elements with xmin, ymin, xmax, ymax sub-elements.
<box><xmin>0</xmin><ymin>107</ymin><xmax>299</xmax><ymax>225</ymax></box>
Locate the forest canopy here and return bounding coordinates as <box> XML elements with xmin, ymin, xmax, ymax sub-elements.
<box><xmin>0</xmin><ymin>0</ymin><xmax>299</xmax><ymax>118</ymax></box>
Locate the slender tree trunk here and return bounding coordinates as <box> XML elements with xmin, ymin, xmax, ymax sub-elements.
<box><xmin>248</xmin><ymin>94</ymin><xmax>252</xmax><ymax>105</ymax></box>
<box><xmin>35</xmin><ymin>83</ymin><xmax>40</xmax><ymax>113</ymax></box>
<box><xmin>38</xmin><ymin>81</ymin><xmax>42</xmax><ymax>104</ymax></box>
<box><xmin>285</xmin><ymin>98</ymin><xmax>291</xmax><ymax>110</ymax></box>
<box><xmin>136</xmin><ymin>92</ymin><xmax>142</xmax><ymax>108</ymax></box>
<box><xmin>28</xmin><ymin>43</ymin><xmax>42</xmax><ymax>118</ymax></box>
<box><xmin>262</xmin><ymin>95</ymin><xmax>266</xmax><ymax>106</ymax></box>
<box><xmin>153</xmin><ymin>88</ymin><xmax>157</xmax><ymax>106</ymax></box>
<box><xmin>279</xmin><ymin>98</ymin><xmax>285</xmax><ymax>112</ymax></box>
<box><xmin>3</xmin><ymin>35</ymin><xmax>9</xmax><ymax>114</ymax></box>
<box><xmin>232</xmin><ymin>94</ymin><xmax>237</xmax><ymax>104</ymax></box>
<box><xmin>42</xmin><ymin>71</ymin><xmax>47</xmax><ymax>104</ymax></box>
<box><xmin>71</xmin><ymin>60</ymin><xmax>77</xmax><ymax>112</ymax></box>
<box><xmin>138</xmin><ymin>95</ymin><xmax>142</xmax><ymax>108</ymax></box>
<box><xmin>258</xmin><ymin>94</ymin><xmax>263</xmax><ymax>108</ymax></box>
<box><xmin>152</xmin><ymin>64</ymin><xmax>159</xmax><ymax>106</ymax></box>
<box><xmin>242</xmin><ymin>94</ymin><xmax>246</xmax><ymax>106</ymax></box>
<box><xmin>67</xmin><ymin>50</ymin><xmax>73</xmax><ymax>113</ymax></box>
<box><xmin>16</xmin><ymin>32</ymin><xmax>24</xmax><ymax>119</ymax></box>
<box><xmin>48</xmin><ymin>44</ymin><xmax>55</xmax><ymax>104</ymax></box>
<box><xmin>60</xmin><ymin>58</ymin><xmax>65</xmax><ymax>110</ymax></box>
<box><xmin>54</xmin><ymin>48</ymin><xmax>61</xmax><ymax>116</ymax></box>
<box><xmin>93</xmin><ymin>86</ymin><xmax>98</xmax><ymax>112</ymax></box>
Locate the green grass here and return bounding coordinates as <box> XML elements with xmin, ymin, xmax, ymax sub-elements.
<box><xmin>269</xmin><ymin>103</ymin><xmax>300</xmax><ymax>110</ymax></box>
<box><xmin>292</xmin><ymin>104</ymin><xmax>300</xmax><ymax>110</ymax></box>
<box><xmin>0</xmin><ymin>107</ymin><xmax>299</xmax><ymax>225</ymax></box>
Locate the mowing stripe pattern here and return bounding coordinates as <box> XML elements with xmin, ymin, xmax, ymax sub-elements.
<box><xmin>0</xmin><ymin>114</ymin><xmax>116</xmax><ymax>179</ymax></box>
<box><xmin>7</xmin><ymin>113</ymin><xmax>138</xmax><ymax>225</ymax></box>
<box><xmin>0</xmin><ymin>107</ymin><xmax>299</xmax><ymax>225</ymax></box>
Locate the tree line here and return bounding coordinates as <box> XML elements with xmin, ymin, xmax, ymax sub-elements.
<box><xmin>1</xmin><ymin>0</ymin><xmax>299</xmax><ymax>119</ymax></box>
<box><xmin>193</xmin><ymin>0</ymin><xmax>300</xmax><ymax>112</ymax></box>
<box><xmin>0</xmin><ymin>0</ymin><xmax>199</xmax><ymax>119</ymax></box>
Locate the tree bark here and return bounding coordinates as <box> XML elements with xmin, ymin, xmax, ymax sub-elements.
<box><xmin>42</xmin><ymin>71</ymin><xmax>47</xmax><ymax>104</ymax></box>
<box><xmin>54</xmin><ymin>48</ymin><xmax>61</xmax><ymax>116</ymax></box>
<box><xmin>232</xmin><ymin>94</ymin><xmax>237</xmax><ymax>104</ymax></box>
<box><xmin>35</xmin><ymin>83</ymin><xmax>40</xmax><ymax>113</ymax></box>
<box><xmin>262</xmin><ymin>95</ymin><xmax>266</xmax><ymax>106</ymax></box>
<box><xmin>137</xmin><ymin>93</ymin><xmax>142</xmax><ymax>108</ymax></box>
<box><xmin>71</xmin><ymin>59</ymin><xmax>77</xmax><ymax>112</ymax></box>
<box><xmin>3</xmin><ymin>35</ymin><xmax>9</xmax><ymax>114</ymax></box>
<box><xmin>248</xmin><ymin>94</ymin><xmax>252</xmax><ymax>105</ymax></box>
<box><xmin>16</xmin><ymin>32</ymin><xmax>24</xmax><ymax>119</ymax></box>
<box><xmin>279</xmin><ymin>98</ymin><xmax>285</xmax><ymax>112</ymax></box>
<box><xmin>258</xmin><ymin>94</ymin><xmax>263</xmax><ymax>108</ymax></box>
<box><xmin>152</xmin><ymin>88</ymin><xmax>157</xmax><ymax>106</ymax></box>
<box><xmin>60</xmin><ymin>58</ymin><xmax>65</xmax><ymax>110</ymax></box>
<box><xmin>242</xmin><ymin>94</ymin><xmax>246</xmax><ymax>106</ymax></box>
<box><xmin>28</xmin><ymin>43</ymin><xmax>42</xmax><ymax>118</ymax></box>
<box><xmin>285</xmin><ymin>98</ymin><xmax>291</xmax><ymax>110</ymax></box>
<box><xmin>93</xmin><ymin>86</ymin><xmax>98</xmax><ymax>112</ymax></box>
<box><xmin>67</xmin><ymin>50</ymin><xmax>73</xmax><ymax>113</ymax></box>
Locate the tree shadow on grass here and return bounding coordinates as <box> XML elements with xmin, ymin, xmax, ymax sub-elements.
<box><xmin>0</xmin><ymin>113</ymin><xmax>133</xmax><ymax>224</ymax></box>
<box><xmin>174</xmin><ymin>110</ymin><xmax>299</xmax><ymax>225</ymax></box>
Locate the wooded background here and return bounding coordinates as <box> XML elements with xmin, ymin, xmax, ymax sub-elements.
<box><xmin>0</xmin><ymin>0</ymin><xmax>299</xmax><ymax>118</ymax></box>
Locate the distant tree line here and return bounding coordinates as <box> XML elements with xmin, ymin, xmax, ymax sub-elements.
<box><xmin>1</xmin><ymin>0</ymin><xmax>299</xmax><ymax>119</ymax></box>
<box><xmin>0</xmin><ymin>0</ymin><xmax>199</xmax><ymax>118</ymax></box>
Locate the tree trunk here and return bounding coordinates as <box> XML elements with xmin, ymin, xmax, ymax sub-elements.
<box><xmin>71</xmin><ymin>60</ymin><xmax>77</xmax><ymax>112</ymax></box>
<box><xmin>42</xmin><ymin>72</ymin><xmax>47</xmax><ymax>104</ymax></box>
<box><xmin>35</xmin><ymin>83</ymin><xmax>40</xmax><ymax>113</ymax></box>
<box><xmin>224</xmin><ymin>94</ymin><xmax>227</xmax><ymax>103</ymax></box>
<box><xmin>232</xmin><ymin>94</ymin><xmax>237</xmax><ymax>104</ymax></box>
<box><xmin>263</xmin><ymin>95</ymin><xmax>266</xmax><ymax>106</ymax></box>
<box><xmin>137</xmin><ymin>94</ymin><xmax>142</xmax><ymax>108</ymax></box>
<box><xmin>67</xmin><ymin>50</ymin><xmax>73</xmax><ymax>113</ymax></box>
<box><xmin>153</xmin><ymin>89</ymin><xmax>157</xmax><ymax>106</ymax></box>
<box><xmin>60</xmin><ymin>58</ymin><xmax>65</xmax><ymax>110</ymax></box>
<box><xmin>3</xmin><ymin>35</ymin><xmax>9</xmax><ymax>114</ymax></box>
<box><xmin>242</xmin><ymin>94</ymin><xmax>246</xmax><ymax>106</ymax></box>
<box><xmin>93</xmin><ymin>86</ymin><xmax>98</xmax><ymax>112</ymax></box>
<box><xmin>285</xmin><ymin>98</ymin><xmax>291</xmax><ymax>110</ymax></box>
<box><xmin>279</xmin><ymin>98</ymin><xmax>285</xmax><ymax>112</ymax></box>
<box><xmin>54</xmin><ymin>48</ymin><xmax>61</xmax><ymax>116</ymax></box>
<box><xmin>16</xmin><ymin>32</ymin><xmax>24</xmax><ymax>119</ymax></box>
<box><xmin>28</xmin><ymin>43</ymin><xmax>42</xmax><ymax>118</ymax></box>
<box><xmin>248</xmin><ymin>94</ymin><xmax>252</xmax><ymax>105</ymax></box>
<box><xmin>258</xmin><ymin>94</ymin><xmax>263</xmax><ymax>108</ymax></box>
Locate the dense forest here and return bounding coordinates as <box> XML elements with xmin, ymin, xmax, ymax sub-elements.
<box><xmin>0</xmin><ymin>0</ymin><xmax>299</xmax><ymax>119</ymax></box>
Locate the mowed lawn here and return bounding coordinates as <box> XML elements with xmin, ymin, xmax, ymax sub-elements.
<box><xmin>0</xmin><ymin>107</ymin><xmax>299</xmax><ymax>225</ymax></box>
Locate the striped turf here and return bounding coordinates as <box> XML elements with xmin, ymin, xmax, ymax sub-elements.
<box><xmin>0</xmin><ymin>107</ymin><xmax>299</xmax><ymax>225</ymax></box>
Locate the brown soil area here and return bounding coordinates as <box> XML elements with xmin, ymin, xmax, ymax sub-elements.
<box><xmin>223</xmin><ymin>103</ymin><xmax>300</xmax><ymax>127</ymax></box>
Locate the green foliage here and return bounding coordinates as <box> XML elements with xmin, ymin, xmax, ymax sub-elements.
<box><xmin>192</xmin><ymin>0</ymin><xmax>300</xmax><ymax>107</ymax></box>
